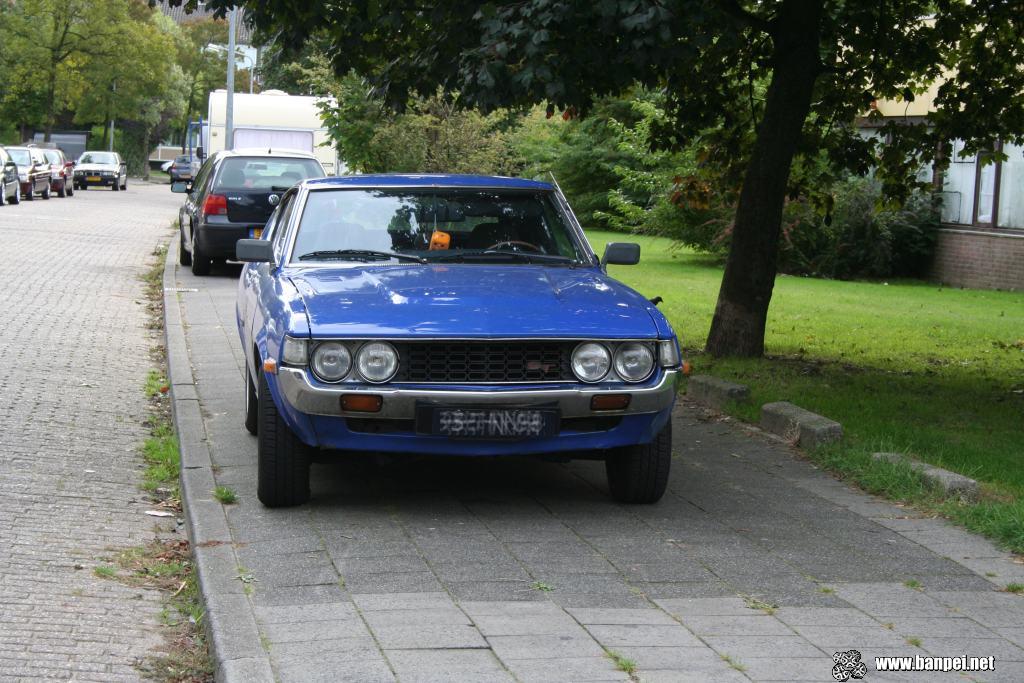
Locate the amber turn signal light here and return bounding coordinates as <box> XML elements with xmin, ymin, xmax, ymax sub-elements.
<box><xmin>341</xmin><ymin>394</ymin><xmax>383</xmax><ymax>413</ymax></box>
<box><xmin>263</xmin><ymin>358</ymin><xmax>278</xmax><ymax>374</ymax></box>
<box><xmin>590</xmin><ymin>394</ymin><xmax>631</xmax><ymax>411</ymax></box>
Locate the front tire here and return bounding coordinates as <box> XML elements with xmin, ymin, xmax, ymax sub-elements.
<box><xmin>605</xmin><ymin>421</ymin><xmax>672</xmax><ymax>504</ymax></box>
<box><xmin>257</xmin><ymin>371</ymin><xmax>310</xmax><ymax>507</ymax></box>
<box><xmin>121</xmin><ymin>177</ymin><xmax>127</xmax><ymax>190</ymax></box>
<box><xmin>111</xmin><ymin>179</ymin><xmax>119</xmax><ymax>191</ymax></box>
<box><xmin>244</xmin><ymin>369</ymin><xmax>258</xmax><ymax>435</ymax></box>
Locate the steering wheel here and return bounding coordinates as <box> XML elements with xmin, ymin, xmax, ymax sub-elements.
<box><xmin>487</xmin><ymin>240</ymin><xmax>543</xmax><ymax>253</ymax></box>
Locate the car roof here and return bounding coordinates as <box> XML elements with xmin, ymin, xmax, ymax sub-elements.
<box><xmin>304</xmin><ymin>174</ymin><xmax>555</xmax><ymax>191</ymax></box>
<box><xmin>216</xmin><ymin>148</ymin><xmax>318</xmax><ymax>159</ymax></box>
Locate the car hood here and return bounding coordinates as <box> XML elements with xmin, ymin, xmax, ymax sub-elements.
<box><xmin>287</xmin><ymin>264</ymin><xmax>660</xmax><ymax>338</ymax></box>
<box><xmin>76</xmin><ymin>163</ymin><xmax>119</xmax><ymax>172</ymax></box>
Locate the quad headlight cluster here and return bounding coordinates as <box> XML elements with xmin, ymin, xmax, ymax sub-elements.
<box><xmin>571</xmin><ymin>341</ymin><xmax>670</xmax><ymax>383</ymax></box>
<box><xmin>283</xmin><ymin>337</ymin><xmax>399</xmax><ymax>384</ymax></box>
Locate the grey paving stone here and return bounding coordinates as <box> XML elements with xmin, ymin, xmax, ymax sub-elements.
<box><xmin>372</xmin><ymin>624</ymin><xmax>488</xmax><ymax>650</ymax></box>
<box><xmin>344</xmin><ymin>571</ymin><xmax>445</xmax><ymax>594</ymax></box>
<box><xmin>921</xmin><ymin>637</ymin><xmax>1024</xmax><ymax>662</ymax></box>
<box><xmin>585</xmin><ymin>624</ymin><xmax>703</xmax><ymax>647</ymax></box>
<box><xmin>254</xmin><ymin>602</ymin><xmax>357</xmax><ymax>624</ymax></box>
<box><xmin>566</xmin><ymin>608</ymin><xmax>678</xmax><ymax>626</ymax></box>
<box><xmin>471</xmin><ymin>612</ymin><xmax>582</xmax><ymax>637</ymax></box>
<box><xmin>703</xmin><ymin>635</ymin><xmax>824</xmax><ymax>659</ymax></box>
<box><xmin>352</xmin><ymin>592</ymin><xmax>456</xmax><ymax>612</ymax></box>
<box><xmin>790</xmin><ymin>624</ymin><xmax>911</xmax><ymax>647</ymax></box>
<box><xmin>486</xmin><ymin>633</ymin><xmax>606</xmax><ymax>660</ymax></box>
<box><xmin>681</xmin><ymin>615</ymin><xmax>797</xmax><ymax>637</ymax></box>
<box><xmin>548</xmin><ymin>592</ymin><xmax>654</xmax><ymax>609</ymax></box>
<box><xmin>248</xmin><ymin>583</ymin><xmax>348</xmax><ymax>607</ymax></box>
<box><xmin>448</xmin><ymin>580</ymin><xmax>548</xmax><ymax>602</ymax></box>
<box><xmin>887</xmin><ymin>617</ymin><xmax>998</xmax><ymax>638</ymax></box>
<box><xmin>502</xmin><ymin>656</ymin><xmax>628</xmax><ymax>683</ymax></box>
<box><xmin>460</xmin><ymin>601</ymin><xmax>566</xmax><ymax>618</ymax></box>
<box><xmin>639</xmin><ymin>671</ymin><xmax>747</xmax><ymax>683</ymax></box>
<box><xmin>362</xmin><ymin>607</ymin><xmax>471</xmax><ymax>629</ymax></box>
<box><xmin>614</xmin><ymin>645</ymin><xmax>725</xmax><ymax>670</ymax></box>
<box><xmin>833</xmin><ymin>583</ymin><xmax>957</xmax><ymax>618</ymax></box>
<box><xmin>928</xmin><ymin>591</ymin><xmax>1024</xmax><ymax>628</ymax></box>
<box><xmin>655</xmin><ymin>597</ymin><xmax>753</xmax><ymax>616</ymax></box>
<box><xmin>385</xmin><ymin>649</ymin><xmax>513</xmax><ymax>683</ymax></box>
<box><xmin>261</xmin><ymin>618</ymin><xmax>370</xmax><ymax>644</ymax></box>
<box><xmin>275</xmin><ymin>655</ymin><xmax>395</xmax><ymax>683</ymax></box>
<box><xmin>774</xmin><ymin>606</ymin><xmax>881</xmax><ymax>627</ymax></box>
<box><xmin>738</xmin><ymin>656</ymin><xmax>834</xmax><ymax>681</ymax></box>
<box><xmin>631</xmin><ymin>581</ymin><xmax>738</xmax><ymax>600</ymax></box>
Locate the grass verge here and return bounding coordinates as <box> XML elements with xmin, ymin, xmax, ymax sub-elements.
<box><xmin>588</xmin><ymin>229</ymin><xmax>1024</xmax><ymax>553</ymax></box>
<box><xmin>96</xmin><ymin>241</ymin><xmax>212</xmax><ymax>681</ymax></box>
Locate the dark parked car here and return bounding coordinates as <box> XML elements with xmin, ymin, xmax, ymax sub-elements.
<box><xmin>42</xmin><ymin>148</ymin><xmax>74</xmax><ymax>197</ymax></box>
<box><xmin>0</xmin><ymin>147</ymin><xmax>20</xmax><ymax>205</ymax></box>
<box><xmin>74</xmin><ymin>151</ymin><xmax>127</xmax><ymax>190</ymax></box>
<box><xmin>7</xmin><ymin>147</ymin><xmax>52</xmax><ymax>200</ymax></box>
<box><xmin>168</xmin><ymin>155</ymin><xmax>194</xmax><ymax>183</ymax></box>
<box><xmin>173</xmin><ymin>148</ymin><xmax>326</xmax><ymax>275</ymax></box>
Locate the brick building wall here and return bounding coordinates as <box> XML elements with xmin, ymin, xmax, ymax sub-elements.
<box><xmin>930</xmin><ymin>227</ymin><xmax>1024</xmax><ymax>290</ymax></box>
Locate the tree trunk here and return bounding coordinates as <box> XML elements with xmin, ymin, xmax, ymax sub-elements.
<box><xmin>704</xmin><ymin>0</ymin><xmax>824</xmax><ymax>357</ymax></box>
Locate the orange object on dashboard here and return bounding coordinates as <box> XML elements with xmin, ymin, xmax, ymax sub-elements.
<box><xmin>429</xmin><ymin>230</ymin><xmax>451</xmax><ymax>250</ymax></box>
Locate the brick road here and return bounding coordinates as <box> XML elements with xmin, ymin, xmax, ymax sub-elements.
<box><xmin>171</xmin><ymin>259</ymin><xmax>1024</xmax><ymax>681</ymax></box>
<box><xmin>0</xmin><ymin>183</ymin><xmax>182</xmax><ymax>681</ymax></box>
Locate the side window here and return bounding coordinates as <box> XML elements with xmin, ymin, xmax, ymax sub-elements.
<box><xmin>191</xmin><ymin>160</ymin><xmax>214</xmax><ymax>197</ymax></box>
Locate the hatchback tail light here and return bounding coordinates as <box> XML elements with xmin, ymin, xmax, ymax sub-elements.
<box><xmin>202</xmin><ymin>194</ymin><xmax>228</xmax><ymax>218</ymax></box>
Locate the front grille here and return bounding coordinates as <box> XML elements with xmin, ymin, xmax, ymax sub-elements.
<box><xmin>394</xmin><ymin>341</ymin><xmax>575</xmax><ymax>383</ymax></box>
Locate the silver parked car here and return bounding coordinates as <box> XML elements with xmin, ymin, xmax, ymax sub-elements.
<box><xmin>74</xmin><ymin>151</ymin><xmax>127</xmax><ymax>191</ymax></box>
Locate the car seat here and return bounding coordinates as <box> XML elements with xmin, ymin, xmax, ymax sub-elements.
<box><xmin>219</xmin><ymin>166</ymin><xmax>247</xmax><ymax>187</ymax></box>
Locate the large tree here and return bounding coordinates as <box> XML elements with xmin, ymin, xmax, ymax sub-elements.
<box><xmin>178</xmin><ymin>0</ymin><xmax>1024</xmax><ymax>356</ymax></box>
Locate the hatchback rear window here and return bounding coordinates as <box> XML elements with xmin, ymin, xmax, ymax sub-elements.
<box><xmin>214</xmin><ymin>157</ymin><xmax>324</xmax><ymax>191</ymax></box>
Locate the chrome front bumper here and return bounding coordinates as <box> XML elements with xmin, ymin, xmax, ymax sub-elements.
<box><xmin>275</xmin><ymin>367</ymin><xmax>680</xmax><ymax>420</ymax></box>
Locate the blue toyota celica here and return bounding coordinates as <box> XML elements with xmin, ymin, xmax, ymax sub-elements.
<box><xmin>235</xmin><ymin>174</ymin><xmax>682</xmax><ymax>507</ymax></box>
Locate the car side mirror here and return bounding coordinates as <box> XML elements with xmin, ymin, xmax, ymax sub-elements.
<box><xmin>196</xmin><ymin>146</ymin><xmax>205</xmax><ymax>160</ymax></box>
<box><xmin>602</xmin><ymin>242</ymin><xmax>641</xmax><ymax>266</ymax></box>
<box><xmin>236</xmin><ymin>239</ymin><xmax>274</xmax><ymax>263</ymax></box>
<box><xmin>3</xmin><ymin>161</ymin><xmax>14</xmax><ymax>170</ymax></box>
<box><xmin>170</xmin><ymin>181</ymin><xmax>190</xmax><ymax>193</ymax></box>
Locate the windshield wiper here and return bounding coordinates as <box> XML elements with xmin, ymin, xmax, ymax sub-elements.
<box><xmin>427</xmin><ymin>249</ymin><xmax>574</xmax><ymax>265</ymax></box>
<box><xmin>297</xmin><ymin>249</ymin><xmax>426</xmax><ymax>264</ymax></box>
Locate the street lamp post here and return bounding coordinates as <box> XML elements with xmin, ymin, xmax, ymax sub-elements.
<box><xmin>225</xmin><ymin>6</ymin><xmax>236</xmax><ymax>151</ymax></box>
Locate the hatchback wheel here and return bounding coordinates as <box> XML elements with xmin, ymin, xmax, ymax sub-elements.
<box><xmin>10</xmin><ymin>187</ymin><xmax>19</xmax><ymax>204</ymax></box>
<box><xmin>257</xmin><ymin>371</ymin><xmax>311</xmax><ymax>507</ymax></box>
<box><xmin>605</xmin><ymin>421</ymin><xmax>672</xmax><ymax>504</ymax></box>
<box><xmin>66</xmin><ymin>182</ymin><xmax>73</xmax><ymax>197</ymax></box>
<box><xmin>57</xmin><ymin>180</ymin><xmax>66</xmax><ymax>198</ymax></box>
<box><xmin>41</xmin><ymin>182</ymin><xmax>50</xmax><ymax>199</ymax></box>
<box><xmin>190</xmin><ymin>235</ymin><xmax>211</xmax><ymax>276</ymax></box>
<box><xmin>178</xmin><ymin>231</ymin><xmax>192</xmax><ymax>266</ymax></box>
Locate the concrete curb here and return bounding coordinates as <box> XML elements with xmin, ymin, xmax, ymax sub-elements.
<box><xmin>686</xmin><ymin>375</ymin><xmax>750</xmax><ymax>410</ymax></box>
<box><xmin>761</xmin><ymin>400</ymin><xmax>843</xmax><ymax>449</ymax></box>
<box><xmin>872</xmin><ymin>452</ymin><xmax>981</xmax><ymax>503</ymax></box>
<box><xmin>161</xmin><ymin>243</ymin><xmax>275</xmax><ymax>683</ymax></box>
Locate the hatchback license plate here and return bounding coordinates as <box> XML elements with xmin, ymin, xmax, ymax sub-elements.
<box><xmin>421</xmin><ymin>406</ymin><xmax>559</xmax><ymax>439</ymax></box>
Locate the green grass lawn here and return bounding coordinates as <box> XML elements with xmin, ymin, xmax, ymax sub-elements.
<box><xmin>588</xmin><ymin>229</ymin><xmax>1024</xmax><ymax>551</ymax></box>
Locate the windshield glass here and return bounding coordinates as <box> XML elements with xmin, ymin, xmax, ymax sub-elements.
<box><xmin>214</xmin><ymin>157</ymin><xmax>324</xmax><ymax>190</ymax></box>
<box><xmin>292</xmin><ymin>189</ymin><xmax>585</xmax><ymax>264</ymax></box>
<box><xmin>9</xmin><ymin>150</ymin><xmax>31</xmax><ymax>166</ymax></box>
<box><xmin>79</xmin><ymin>152</ymin><xmax>117</xmax><ymax>165</ymax></box>
<box><xmin>174</xmin><ymin>155</ymin><xmax>190</xmax><ymax>163</ymax></box>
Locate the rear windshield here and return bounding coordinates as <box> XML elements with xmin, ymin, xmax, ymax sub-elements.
<box><xmin>79</xmin><ymin>152</ymin><xmax>118</xmax><ymax>164</ymax></box>
<box><xmin>213</xmin><ymin>157</ymin><xmax>324</xmax><ymax>191</ymax></box>
<box><xmin>174</xmin><ymin>155</ymin><xmax>190</xmax><ymax>163</ymax></box>
<box><xmin>9</xmin><ymin>150</ymin><xmax>30</xmax><ymax>165</ymax></box>
<box><xmin>44</xmin><ymin>150</ymin><xmax>62</xmax><ymax>163</ymax></box>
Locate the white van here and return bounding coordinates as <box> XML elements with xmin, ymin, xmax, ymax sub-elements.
<box><xmin>204</xmin><ymin>90</ymin><xmax>341</xmax><ymax>175</ymax></box>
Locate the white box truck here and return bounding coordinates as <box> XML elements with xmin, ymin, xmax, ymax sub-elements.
<box><xmin>204</xmin><ymin>89</ymin><xmax>341</xmax><ymax>175</ymax></box>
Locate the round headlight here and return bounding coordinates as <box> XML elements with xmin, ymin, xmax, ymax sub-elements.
<box><xmin>572</xmin><ymin>342</ymin><xmax>611</xmax><ymax>383</ymax></box>
<box><xmin>614</xmin><ymin>343</ymin><xmax>655</xmax><ymax>382</ymax></box>
<box><xmin>356</xmin><ymin>342</ymin><xmax>399</xmax><ymax>383</ymax></box>
<box><xmin>310</xmin><ymin>342</ymin><xmax>351</xmax><ymax>382</ymax></box>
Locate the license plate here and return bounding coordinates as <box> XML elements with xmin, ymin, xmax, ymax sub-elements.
<box><xmin>249</xmin><ymin>227</ymin><xmax>263</xmax><ymax>239</ymax></box>
<box><xmin>419</xmin><ymin>406</ymin><xmax>559</xmax><ymax>439</ymax></box>
<box><xmin>87</xmin><ymin>176</ymin><xmax>100</xmax><ymax>182</ymax></box>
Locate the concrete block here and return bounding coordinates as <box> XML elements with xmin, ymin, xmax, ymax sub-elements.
<box><xmin>761</xmin><ymin>401</ymin><xmax>842</xmax><ymax>448</ymax></box>
<box><xmin>687</xmin><ymin>375</ymin><xmax>750</xmax><ymax>410</ymax></box>
<box><xmin>872</xmin><ymin>453</ymin><xmax>980</xmax><ymax>502</ymax></box>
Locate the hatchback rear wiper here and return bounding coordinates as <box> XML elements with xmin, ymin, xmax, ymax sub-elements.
<box><xmin>427</xmin><ymin>250</ymin><xmax>574</xmax><ymax>264</ymax></box>
<box><xmin>297</xmin><ymin>249</ymin><xmax>426</xmax><ymax>264</ymax></box>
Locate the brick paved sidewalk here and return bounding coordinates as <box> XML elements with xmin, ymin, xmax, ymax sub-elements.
<box><xmin>0</xmin><ymin>186</ymin><xmax>183</xmax><ymax>681</ymax></box>
<box><xmin>170</xmin><ymin>258</ymin><xmax>1024</xmax><ymax>683</ymax></box>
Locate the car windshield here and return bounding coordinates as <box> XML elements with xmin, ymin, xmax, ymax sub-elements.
<box><xmin>214</xmin><ymin>157</ymin><xmax>323</xmax><ymax>190</ymax></box>
<box><xmin>292</xmin><ymin>189</ymin><xmax>586</xmax><ymax>265</ymax></box>
<box><xmin>44</xmin><ymin>151</ymin><xmax>61</xmax><ymax>163</ymax></box>
<box><xmin>174</xmin><ymin>155</ymin><xmax>190</xmax><ymax>163</ymax></box>
<box><xmin>9</xmin><ymin>150</ymin><xmax>30</xmax><ymax>165</ymax></box>
<box><xmin>79</xmin><ymin>152</ymin><xmax>117</xmax><ymax>164</ymax></box>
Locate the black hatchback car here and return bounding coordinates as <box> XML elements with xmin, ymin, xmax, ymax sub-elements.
<box><xmin>173</xmin><ymin>149</ymin><xmax>326</xmax><ymax>275</ymax></box>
